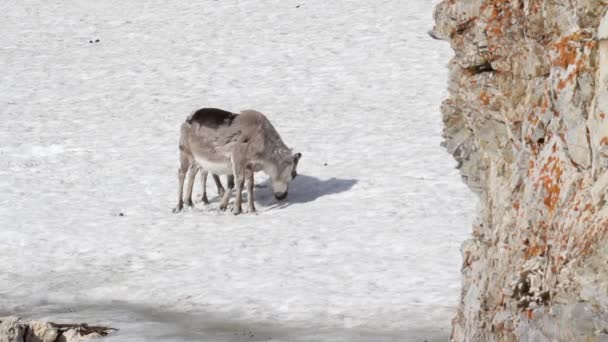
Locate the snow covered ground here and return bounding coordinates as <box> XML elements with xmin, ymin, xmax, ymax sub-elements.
<box><xmin>0</xmin><ymin>0</ymin><xmax>475</xmax><ymax>341</ymax></box>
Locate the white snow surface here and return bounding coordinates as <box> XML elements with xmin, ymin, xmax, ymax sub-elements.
<box><xmin>0</xmin><ymin>0</ymin><xmax>475</xmax><ymax>341</ymax></box>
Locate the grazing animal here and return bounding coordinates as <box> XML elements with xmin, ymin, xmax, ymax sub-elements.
<box><xmin>173</xmin><ymin>108</ymin><xmax>302</xmax><ymax>214</ymax></box>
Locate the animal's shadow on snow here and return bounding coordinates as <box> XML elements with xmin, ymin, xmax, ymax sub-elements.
<box><xmin>255</xmin><ymin>174</ymin><xmax>357</xmax><ymax>208</ymax></box>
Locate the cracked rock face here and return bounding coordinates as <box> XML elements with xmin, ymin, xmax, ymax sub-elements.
<box><xmin>432</xmin><ymin>1</ymin><xmax>608</xmax><ymax>341</ymax></box>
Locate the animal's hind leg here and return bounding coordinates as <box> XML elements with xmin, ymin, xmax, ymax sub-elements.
<box><xmin>212</xmin><ymin>174</ymin><xmax>225</xmax><ymax>197</ymax></box>
<box><xmin>184</xmin><ymin>164</ymin><xmax>198</xmax><ymax>207</ymax></box>
<box><xmin>227</xmin><ymin>175</ymin><xmax>235</xmax><ymax>191</ymax></box>
<box><xmin>246</xmin><ymin>168</ymin><xmax>256</xmax><ymax>213</ymax></box>
<box><xmin>201</xmin><ymin>170</ymin><xmax>210</xmax><ymax>205</ymax></box>
<box><xmin>173</xmin><ymin>152</ymin><xmax>190</xmax><ymax>213</ymax></box>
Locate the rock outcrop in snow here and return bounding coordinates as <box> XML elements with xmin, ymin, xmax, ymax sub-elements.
<box><xmin>0</xmin><ymin>316</ymin><xmax>115</xmax><ymax>342</ymax></box>
<box><xmin>432</xmin><ymin>0</ymin><xmax>608</xmax><ymax>340</ymax></box>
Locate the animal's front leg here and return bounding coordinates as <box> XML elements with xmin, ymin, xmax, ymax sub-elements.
<box><xmin>233</xmin><ymin>175</ymin><xmax>245</xmax><ymax>215</ymax></box>
<box><xmin>218</xmin><ymin>169</ymin><xmax>236</xmax><ymax>212</ymax></box>
<box><xmin>218</xmin><ymin>184</ymin><xmax>231</xmax><ymax>211</ymax></box>
<box><xmin>229</xmin><ymin>152</ymin><xmax>247</xmax><ymax>215</ymax></box>
<box><xmin>246</xmin><ymin>168</ymin><xmax>256</xmax><ymax>213</ymax></box>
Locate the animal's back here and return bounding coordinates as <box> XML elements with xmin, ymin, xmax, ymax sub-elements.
<box><xmin>187</xmin><ymin>108</ymin><xmax>238</xmax><ymax>129</ymax></box>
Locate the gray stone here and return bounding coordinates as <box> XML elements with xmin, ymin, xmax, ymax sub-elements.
<box><xmin>0</xmin><ymin>317</ymin><xmax>114</xmax><ymax>342</ymax></box>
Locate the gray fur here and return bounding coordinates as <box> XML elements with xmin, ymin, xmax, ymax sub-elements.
<box><xmin>173</xmin><ymin>108</ymin><xmax>302</xmax><ymax>215</ymax></box>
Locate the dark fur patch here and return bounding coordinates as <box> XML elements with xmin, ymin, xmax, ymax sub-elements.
<box><xmin>224</xmin><ymin>130</ymin><xmax>242</xmax><ymax>144</ymax></box>
<box><xmin>187</xmin><ymin>108</ymin><xmax>237</xmax><ymax>129</ymax></box>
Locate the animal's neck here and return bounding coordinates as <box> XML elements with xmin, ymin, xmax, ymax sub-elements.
<box><xmin>261</xmin><ymin>117</ymin><xmax>289</xmax><ymax>153</ymax></box>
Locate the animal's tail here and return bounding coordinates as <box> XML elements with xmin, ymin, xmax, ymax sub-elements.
<box><xmin>185</xmin><ymin>110</ymin><xmax>196</xmax><ymax>124</ymax></box>
<box><xmin>178</xmin><ymin>118</ymin><xmax>193</xmax><ymax>152</ymax></box>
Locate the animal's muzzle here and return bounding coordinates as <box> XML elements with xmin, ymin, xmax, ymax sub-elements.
<box><xmin>274</xmin><ymin>192</ymin><xmax>288</xmax><ymax>201</ymax></box>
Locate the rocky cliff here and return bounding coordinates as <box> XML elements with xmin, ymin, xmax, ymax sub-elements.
<box><xmin>431</xmin><ymin>1</ymin><xmax>608</xmax><ymax>340</ymax></box>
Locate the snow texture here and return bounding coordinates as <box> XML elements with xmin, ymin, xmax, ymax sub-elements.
<box><xmin>0</xmin><ymin>0</ymin><xmax>474</xmax><ymax>341</ymax></box>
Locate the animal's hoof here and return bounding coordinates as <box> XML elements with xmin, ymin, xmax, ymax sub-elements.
<box><xmin>185</xmin><ymin>200</ymin><xmax>194</xmax><ymax>207</ymax></box>
<box><xmin>172</xmin><ymin>207</ymin><xmax>182</xmax><ymax>214</ymax></box>
<box><xmin>233</xmin><ymin>208</ymin><xmax>242</xmax><ymax>216</ymax></box>
<box><xmin>219</xmin><ymin>205</ymin><xmax>227</xmax><ymax>211</ymax></box>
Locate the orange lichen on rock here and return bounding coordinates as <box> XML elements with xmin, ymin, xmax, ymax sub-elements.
<box><xmin>479</xmin><ymin>0</ymin><xmax>519</xmax><ymax>66</ymax></box>
<box><xmin>576</xmin><ymin>202</ymin><xmax>594</xmax><ymax>219</ymax></box>
<box><xmin>527</xmin><ymin>160</ymin><xmax>535</xmax><ymax>176</ymax></box>
<box><xmin>527</xmin><ymin>111</ymin><xmax>540</xmax><ymax>126</ymax></box>
<box><xmin>557</xmin><ymin>73</ymin><xmax>576</xmax><ymax>90</ymax></box>
<box><xmin>543</xmin><ymin>180</ymin><xmax>561</xmax><ymax>210</ymax></box>
<box><xmin>553</xmin><ymin>32</ymin><xmax>595</xmax><ymax>91</ymax></box>
<box><xmin>484</xmin><ymin>0</ymin><xmax>513</xmax><ymax>37</ymax></box>
<box><xmin>525</xmin><ymin>243</ymin><xmax>546</xmax><ymax>258</ymax></box>
<box><xmin>452</xmin><ymin>16</ymin><xmax>479</xmax><ymax>37</ymax></box>
<box><xmin>538</xmin><ymin>154</ymin><xmax>563</xmax><ymax>211</ymax></box>
<box><xmin>541</xmin><ymin>97</ymin><xmax>548</xmax><ymax>114</ymax></box>
<box><xmin>552</xmin><ymin>34</ymin><xmax>581</xmax><ymax>69</ymax></box>
<box><xmin>480</xmin><ymin>91</ymin><xmax>491</xmax><ymax>105</ymax></box>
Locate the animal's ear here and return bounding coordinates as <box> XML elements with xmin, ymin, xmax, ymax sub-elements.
<box><xmin>293</xmin><ymin>152</ymin><xmax>302</xmax><ymax>164</ymax></box>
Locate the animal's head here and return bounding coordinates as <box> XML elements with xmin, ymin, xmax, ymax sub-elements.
<box><xmin>270</xmin><ymin>152</ymin><xmax>302</xmax><ymax>200</ymax></box>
